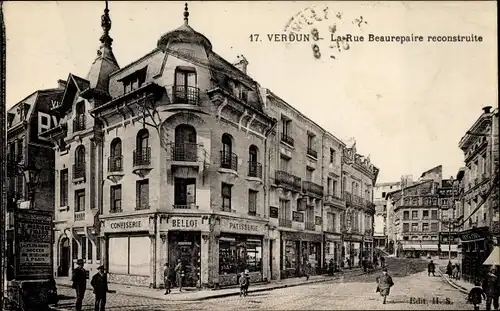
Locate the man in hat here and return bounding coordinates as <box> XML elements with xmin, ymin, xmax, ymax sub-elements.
<box><xmin>174</xmin><ymin>259</ymin><xmax>184</xmax><ymax>292</ymax></box>
<box><xmin>482</xmin><ymin>267</ymin><xmax>500</xmax><ymax>311</ymax></box>
<box><xmin>163</xmin><ymin>263</ymin><xmax>172</xmax><ymax>295</ymax></box>
<box><xmin>91</xmin><ymin>265</ymin><xmax>108</xmax><ymax>311</ymax></box>
<box><xmin>71</xmin><ymin>259</ymin><xmax>87</xmax><ymax>311</ymax></box>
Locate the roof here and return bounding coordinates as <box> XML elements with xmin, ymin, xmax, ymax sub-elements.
<box><xmin>420</xmin><ymin>165</ymin><xmax>442</xmax><ymax>178</ymax></box>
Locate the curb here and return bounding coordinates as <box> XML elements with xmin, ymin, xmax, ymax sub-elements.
<box><xmin>437</xmin><ymin>268</ymin><xmax>468</xmax><ymax>294</ymax></box>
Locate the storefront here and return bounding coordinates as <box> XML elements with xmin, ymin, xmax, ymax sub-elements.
<box><xmin>215</xmin><ymin>216</ymin><xmax>268</xmax><ymax>287</ymax></box>
<box><xmin>101</xmin><ymin>216</ymin><xmax>153</xmax><ymax>287</ymax></box>
<box><xmin>280</xmin><ymin>231</ymin><xmax>322</xmax><ymax>278</ymax></box>
<box><xmin>324</xmin><ymin>233</ymin><xmax>342</xmax><ymax>272</ymax></box>
<box><xmin>343</xmin><ymin>234</ymin><xmax>363</xmax><ymax>268</ymax></box>
<box><xmin>363</xmin><ymin>234</ymin><xmax>374</xmax><ymax>262</ymax></box>
<box><xmin>459</xmin><ymin>227</ymin><xmax>492</xmax><ymax>284</ymax></box>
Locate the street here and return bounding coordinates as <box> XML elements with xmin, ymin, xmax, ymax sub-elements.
<box><xmin>53</xmin><ymin>258</ymin><xmax>473</xmax><ymax>310</ymax></box>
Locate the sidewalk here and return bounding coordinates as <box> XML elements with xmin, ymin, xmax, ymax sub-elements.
<box><xmin>437</xmin><ymin>265</ymin><xmax>472</xmax><ymax>294</ymax></box>
<box><xmin>55</xmin><ymin>267</ymin><xmax>378</xmax><ymax>302</ymax></box>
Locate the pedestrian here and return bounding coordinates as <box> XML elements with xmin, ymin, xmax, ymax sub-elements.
<box><xmin>90</xmin><ymin>265</ymin><xmax>108</xmax><ymax>311</ymax></box>
<box><xmin>71</xmin><ymin>259</ymin><xmax>87</xmax><ymax>311</ymax></box>
<box><xmin>328</xmin><ymin>259</ymin><xmax>335</xmax><ymax>276</ymax></box>
<box><xmin>373</xmin><ymin>256</ymin><xmax>378</xmax><ymax>269</ymax></box>
<box><xmin>446</xmin><ymin>261</ymin><xmax>453</xmax><ymax>277</ymax></box>
<box><xmin>452</xmin><ymin>264</ymin><xmax>459</xmax><ymax>280</ymax></box>
<box><xmin>175</xmin><ymin>259</ymin><xmax>184</xmax><ymax>292</ymax></box>
<box><xmin>163</xmin><ymin>263</ymin><xmax>172</xmax><ymax>295</ymax></box>
<box><xmin>376</xmin><ymin>268</ymin><xmax>394</xmax><ymax>304</ymax></box>
<box><xmin>380</xmin><ymin>256</ymin><xmax>385</xmax><ymax>268</ymax></box>
<box><xmin>427</xmin><ymin>260</ymin><xmax>435</xmax><ymax>277</ymax></box>
<box><xmin>468</xmin><ymin>281</ymin><xmax>486</xmax><ymax>311</ymax></box>
<box><xmin>482</xmin><ymin>267</ymin><xmax>500</xmax><ymax>311</ymax></box>
<box><xmin>48</xmin><ymin>275</ymin><xmax>59</xmax><ymax>306</ymax></box>
<box><xmin>455</xmin><ymin>263</ymin><xmax>461</xmax><ymax>280</ymax></box>
<box><xmin>362</xmin><ymin>257</ymin><xmax>368</xmax><ymax>272</ymax></box>
<box><xmin>239</xmin><ymin>271</ymin><xmax>248</xmax><ymax>297</ymax></box>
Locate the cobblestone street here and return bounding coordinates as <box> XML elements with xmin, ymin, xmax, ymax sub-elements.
<box><xmin>52</xmin><ymin>258</ymin><xmax>474</xmax><ymax>310</ymax></box>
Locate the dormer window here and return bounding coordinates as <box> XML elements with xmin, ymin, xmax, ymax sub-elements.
<box><xmin>121</xmin><ymin>67</ymin><xmax>147</xmax><ymax>94</ymax></box>
<box><xmin>173</xmin><ymin>66</ymin><xmax>198</xmax><ymax>105</ymax></box>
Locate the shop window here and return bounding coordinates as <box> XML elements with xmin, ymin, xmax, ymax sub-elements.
<box><xmin>221</xmin><ymin>183</ymin><xmax>232</xmax><ymax>212</ymax></box>
<box><xmin>136</xmin><ymin>179</ymin><xmax>149</xmax><ymax>210</ymax></box>
<box><xmin>110</xmin><ymin>185</ymin><xmax>122</xmax><ymax>213</ymax></box>
<box><xmin>248</xmin><ymin>190</ymin><xmax>258</xmax><ymax>216</ymax></box>
<box><xmin>174</xmin><ymin>178</ymin><xmax>196</xmax><ymax>208</ymax></box>
<box><xmin>60</xmin><ymin>169</ymin><xmax>68</xmax><ymax>206</ymax></box>
<box><xmin>75</xmin><ymin>189</ymin><xmax>85</xmax><ymax>212</ymax></box>
<box><xmin>108</xmin><ymin>236</ymin><xmax>150</xmax><ymax>276</ymax></box>
<box><xmin>219</xmin><ymin>234</ymin><xmax>262</xmax><ymax>274</ymax></box>
<box><xmin>283</xmin><ymin>240</ymin><xmax>296</xmax><ymax>269</ymax></box>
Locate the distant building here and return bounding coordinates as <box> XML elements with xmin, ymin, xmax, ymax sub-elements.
<box><xmin>373</xmin><ymin>181</ymin><xmax>401</xmax><ymax>251</ymax></box>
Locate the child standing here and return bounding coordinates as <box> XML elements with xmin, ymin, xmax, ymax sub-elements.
<box><xmin>239</xmin><ymin>272</ymin><xmax>249</xmax><ymax>297</ymax></box>
<box><xmin>468</xmin><ymin>281</ymin><xmax>486</xmax><ymax>310</ymax></box>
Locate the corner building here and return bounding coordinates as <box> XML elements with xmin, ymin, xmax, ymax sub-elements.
<box><xmin>46</xmin><ymin>3</ymin><xmax>379</xmax><ymax>288</ymax></box>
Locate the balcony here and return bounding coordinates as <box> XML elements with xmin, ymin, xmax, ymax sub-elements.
<box><xmin>281</xmin><ymin>134</ymin><xmax>294</xmax><ymax>147</ymax></box>
<box><xmin>306</xmin><ymin>147</ymin><xmax>317</xmax><ymax>159</ymax></box>
<box><xmin>170</xmin><ymin>142</ymin><xmax>202</xmax><ymax>162</ymax></box>
<box><xmin>279</xmin><ymin>218</ymin><xmax>292</xmax><ymax>228</ymax></box>
<box><xmin>171</xmin><ymin>85</ymin><xmax>200</xmax><ymax>106</ymax></box>
<box><xmin>302</xmin><ymin>181</ymin><xmax>324</xmax><ymax>198</ymax></box>
<box><xmin>108</xmin><ymin>156</ymin><xmax>123</xmax><ymax>172</ymax></box>
<box><xmin>305</xmin><ymin>222</ymin><xmax>315</xmax><ymax>231</ymax></box>
<box><xmin>352</xmin><ymin>194</ymin><xmax>363</xmax><ymax>205</ymax></box>
<box><xmin>324</xmin><ymin>194</ymin><xmax>346</xmax><ymax>208</ymax></box>
<box><xmin>275</xmin><ymin>170</ymin><xmax>302</xmax><ymax>192</ymax></box>
<box><xmin>342</xmin><ymin>191</ymin><xmax>352</xmax><ymax>203</ymax></box>
<box><xmin>133</xmin><ymin>147</ymin><xmax>151</xmax><ymax>166</ymax></box>
<box><xmin>73</xmin><ymin>115</ymin><xmax>86</xmax><ymax>132</ymax></box>
<box><xmin>220</xmin><ymin>151</ymin><xmax>238</xmax><ymax>172</ymax></box>
<box><xmin>74</xmin><ymin>211</ymin><xmax>85</xmax><ymax>222</ymax></box>
<box><xmin>173</xmin><ymin>204</ymin><xmax>198</xmax><ymax>209</ymax></box>
<box><xmin>73</xmin><ymin>163</ymin><xmax>86</xmax><ymax>180</ymax></box>
<box><xmin>248</xmin><ymin>161</ymin><xmax>263</xmax><ymax>179</ymax></box>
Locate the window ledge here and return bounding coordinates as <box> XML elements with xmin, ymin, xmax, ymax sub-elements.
<box><xmin>218</xmin><ymin>167</ymin><xmax>238</xmax><ymax>177</ymax></box>
<box><xmin>280</xmin><ymin>140</ymin><xmax>294</xmax><ymax>150</ymax></box>
<box><xmin>306</xmin><ymin>154</ymin><xmax>318</xmax><ymax>161</ymax></box>
<box><xmin>73</xmin><ymin>177</ymin><xmax>85</xmax><ymax>184</ymax></box>
<box><xmin>58</xmin><ymin>206</ymin><xmax>69</xmax><ymax>212</ymax></box>
<box><xmin>246</xmin><ymin>176</ymin><xmax>262</xmax><ymax>183</ymax></box>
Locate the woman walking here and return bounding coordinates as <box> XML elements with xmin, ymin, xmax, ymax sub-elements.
<box><xmin>376</xmin><ymin>268</ymin><xmax>394</xmax><ymax>304</ymax></box>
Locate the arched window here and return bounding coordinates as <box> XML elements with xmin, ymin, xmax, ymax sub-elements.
<box><xmin>74</xmin><ymin>101</ymin><xmax>86</xmax><ymax>131</ymax></box>
<box><xmin>136</xmin><ymin>129</ymin><xmax>149</xmax><ymax>150</ymax></box>
<box><xmin>221</xmin><ymin>134</ymin><xmax>236</xmax><ymax>170</ymax></box>
<box><xmin>222</xmin><ymin>134</ymin><xmax>232</xmax><ymax>155</ymax></box>
<box><xmin>248</xmin><ymin>145</ymin><xmax>261</xmax><ymax>178</ymax></box>
<box><xmin>174</xmin><ymin>67</ymin><xmax>198</xmax><ymax>105</ymax></box>
<box><xmin>174</xmin><ymin>125</ymin><xmax>197</xmax><ymax>161</ymax></box>
<box><xmin>75</xmin><ymin>145</ymin><xmax>85</xmax><ymax>164</ymax></box>
<box><xmin>249</xmin><ymin>145</ymin><xmax>258</xmax><ymax>163</ymax></box>
<box><xmin>110</xmin><ymin>138</ymin><xmax>122</xmax><ymax>157</ymax></box>
<box><xmin>76</xmin><ymin>101</ymin><xmax>85</xmax><ymax>115</ymax></box>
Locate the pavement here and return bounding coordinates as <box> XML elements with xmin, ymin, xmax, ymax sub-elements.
<box><xmin>50</xmin><ymin>258</ymin><xmax>476</xmax><ymax>310</ymax></box>
<box><xmin>437</xmin><ymin>265</ymin><xmax>473</xmax><ymax>294</ymax></box>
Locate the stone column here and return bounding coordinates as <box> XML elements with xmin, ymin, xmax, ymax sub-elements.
<box><xmin>201</xmin><ymin>232</ymin><xmax>210</xmax><ymax>287</ymax></box>
<box><xmin>262</xmin><ymin>237</ymin><xmax>269</xmax><ymax>282</ymax></box>
<box><xmin>149</xmin><ymin>234</ymin><xmax>156</xmax><ymax>288</ymax></box>
<box><xmin>272</xmin><ymin>237</ymin><xmax>281</xmax><ymax>280</ymax></box>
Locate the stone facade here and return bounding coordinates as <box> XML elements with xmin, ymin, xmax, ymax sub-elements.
<box><xmin>44</xmin><ymin>3</ymin><xmax>379</xmax><ymax>288</ymax></box>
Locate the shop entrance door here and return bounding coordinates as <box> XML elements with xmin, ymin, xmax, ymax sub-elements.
<box><xmin>295</xmin><ymin>241</ymin><xmax>301</xmax><ymax>276</ymax></box>
<box><xmin>169</xmin><ymin>231</ymin><xmax>201</xmax><ymax>288</ymax></box>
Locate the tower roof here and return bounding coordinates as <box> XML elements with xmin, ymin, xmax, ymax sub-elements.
<box><xmin>86</xmin><ymin>0</ymin><xmax>120</xmax><ymax>94</ymax></box>
<box><xmin>157</xmin><ymin>3</ymin><xmax>212</xmax><ymax>51</ymax></box>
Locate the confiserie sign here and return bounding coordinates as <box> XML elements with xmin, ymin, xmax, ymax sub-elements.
<box><xmin>105</xmin><ymin>217</ymin><xmax>150</xmax><ymax>233</ymax></box>
<box><xmin>14</xmin><ymin>209</ymin><xmax>53</xmax><ymax>280</ymax></box>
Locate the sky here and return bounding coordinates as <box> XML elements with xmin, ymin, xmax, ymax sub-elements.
<box><xmin>3</xmin><ymin>1</ymin><xmax>498</xmax><ymax>183</ymax></box>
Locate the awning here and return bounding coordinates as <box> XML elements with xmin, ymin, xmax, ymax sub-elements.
<box><xmin>402</xmin><ymin>244</ymin><xmax>439</xmax><ymax>251</ymax></box>
<box><xmin>483</xmin><ymin>246</ymin><xmax>500</xmax><ymax>265</ymax></box>
<box><xmin>440</xmin><ymin>245</ymin><xmax>458</xmax><ymax>252</ymax></box>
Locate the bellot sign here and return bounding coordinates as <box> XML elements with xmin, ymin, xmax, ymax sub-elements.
<box><xmin>14</xmin><ymin>209</ymin><xmax>53</xmax><ymax>280</ymax></box>
<box><xmin>166</xmin><ymin>216</ymin><xmax>209</xmax><ymax>231</ymax></box>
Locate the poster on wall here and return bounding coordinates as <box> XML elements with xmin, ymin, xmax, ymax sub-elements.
<box><xmin>14</xmin><ymin>209</ymin><xmax>53</xmax><ymax>280</ymax></box>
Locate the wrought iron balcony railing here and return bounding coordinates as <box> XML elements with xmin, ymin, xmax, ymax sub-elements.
<box><xmin>302</xmin><ymin>181</ymin><xmax>324</xmax><ymax>197</ymax></box>
<box><xmin>248</xmin><ymin>161</ymin><xmax>263</xmax><ymax>179</ymax></box>
<box><xmin>73</xmin><ymin>163</ymin><xmax>86</xmax><ymax>180</ymax></box>
<box><xmin>171</xmin><ymin>85</ymin><xmax>200</xmax><ymax>106</ymax></box>
<box><xmin>108</xmin><ymin>156</ymin><xmax>123</xmax><ymax>172</ymax></box>
<box><xmin>170</xmin><ymin>142</ymin><xmax>201</xmax><ymax>162</ymax></box>
<box><xmin>73</xmin><ymin>115</ymin><xmax>86</xmax><ymax>132</ymax></box>
<box><xmin>133</xmin><ymin>147</ymin><xmax>151</xmax><ymax>166</ymax></box>
<box><xmin>279</xmin><ymin>218</ymin><xmax>292</xmax><ymax>228</ymax></box>
<box><xmin>275</xmin><ymin>170</ymin><xmax>302</xmax><ymax>192</ymax></box>
<box><xmin>173</xmin><ymin>204</ymin><xmax>198</xmax><ymax>209</ymax></box>
<box><xmin>281</xmin><ymin>134</ymin><xmax>294</xmax><ymax>147</ymax></box>
<box><xmin>307</xmin><ymin>147</ymin><xmax>318</xmax><ymax>158</ymax></box>
<box><xmin>74</xmin><ymin>211</ymin><xmax>85</xmax><ymax>221</ymax></box>
<box><xmin>220</xmin><ymin>151</ymin><xmax>238</xmax><ymax>171</ymax></box>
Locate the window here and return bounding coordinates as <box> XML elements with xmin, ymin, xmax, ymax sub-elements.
<box><xmin>412</xmin><ymin>211</ymin><xmax>418</xmax><ymax>220</ymax></box>
<box><xmin>122</xmin><ymin>67</ymin><xmax>147</xmax><ymax>94</ymax></box>
<box><xmin>110</xmin><ymin>185</ymin><xmax>122</xmax><ymax>213</ymax></box>
<box><xmin>442</xmin><ymin>198</ymin><xmax>448</xmax><ymax>206</ymax></box>
<box><xmin>75</xmin><ymin>190</ymin><xmax>85</xmax><ymax>212</ymax></box>
<box><xmin>279</xmin><ymin>155</ymin><xmax>290</xmax><ymax>172</ymax></box>
<box><xmin>431</xmin><ymin>210</ymin><xmax>438</xmax><ymax>220</ymax></box>
<box><xmin>411</xmin><ymin>223</ymin><xmax>418</xmax><ymax>232</ymax></box>
<box><xmin>17</xmin><ymin>139</ymin><xmax>23</xmax><ymax>161</ymax></box>
<box><xmin>75</xmin><ymin>145</ymin><xmax>85</xmax><ymax>164</ymax></box>
<box><xmin>222</xmin><ymin>183</ymin><xmax>232</xmax><ymax>212</ymax></box>
<box><xmin>174</xmin><ymin>178</ymin><xmax>196</xmax><ymax>208</ymax></box>
<box><xmin>382</xmin><ymin>192</ymin><xmax>386</xmax><ymax>198</ymax></box>
<box><xmin>403</xmin><ymin>236</ymin><xmax>409</xmax><ymax>241</ymax></box>
<box><xmin>248</xmin><ymin>190</ymin><xmax>258</xmax><ymax>216</ymax></box>
<box><xmin>431</xmin><ymin>223</ymin><xmax>438</xmax><ymax>231</ymax></box>
<box><xmin>332</xmin><ymin>180</ymin><xmax>338</xmax><ymax>196</ymax></box>
<box><xmin>174</xmin><ymin>67</ymin><xmax>198</xmax><ymax>104</ymax></box>
<box><xmin>306</xmin><ymin>167</ymin><xmax>314</xmax><ymax>181</ymax></box>
<box><xmin>96</xmin><ymin>237</ymin><xmax>101</xmax><ymax>261</ymax></box>
<box><xmin>87</xmin><ymin>239</ymin><xmax>93</xmax><ymax>261</ymax></box>
<box><xmin>330</xmin><ymin>148</ymin><xmax>336</xmax><ymax>164</ymax></box>
<box><xmin>281</xmin><ymin>116</ymin><xmax>291</xmax><ymax>137</ymax></box>
<box><xmin>412</xmin><ymin>198</ymin><xmax>419</xmax><ymax>206</ymax></box>
<box><xmin>81</xmin><ymin>236</ymin><xmax>87</xmax><ymax>261</ymax></box>
<box><xmin>279</xmin><ymin>199</ymin><xmax>290</xmax><ymax>220</ymax></box>
<box><xmin>74</xmin><ymin>101</ymin><xmax>86</xmax><ymax>132</ymax></box>
<box><xmin>74</xmin><ymin>145</ymin><xmax>86</xmax><ymax>179</ymax></box>
<box><xmin>109</xmin><ymin>138</ymin><xmax>123</xmax><ymax>172</ymax></box>
<box><xmin>136</xmin><ymin>179</ymin><xmax>149</xmax><ymax>210</ymax></box>
<box><xmin>219</xmin><ymin>234</ymin><xmax>262</xmax><ymax>274</ymax></box>
<box><xmin>332</xmin><ymin>213</ymin><xmax>337</xmax><ymax>232</ymax></box>
<box><xmin>423</xmin><ymin>210</ymin><xmax>429</xmax><ymax>219</ymax></box>
<box><xmin>307</xmin><ymin>133</ymin><xmax>315</xmax><ymax>156</ymax></box>
<box><xmin>60</xmin><ymin>169</ymin><xmax>68</xmax><ymax>206</ymax></box>
<box><xmin>327</xmin><ymin>178</ymin><xmax>332</xmax><ymax>195</ymax></box>
<box><xmin>221</xmin><ymin>134</ymin><xmax>235</xmax><ymax>169</ymax></box>
<box><xmin>109</xmin><ymin>236</ymin><xmax>150</xmax><ymax>276</ymax></box>
<box><xmin>422</xmin><ymin>223</ymin><xmax>429</xmax><ymax>231</ymax></box>
<box><xmin>403</xmin><ymin>211</ymin><xmax>409</xmax><ymax>220</ymax></box>
<box><xmin>403</xmin><ymin>223</ymin><xmax>409</xmax><ymax>232</ymax></box>
<box><xmin>136</xmin><ymin>129</ymin><xmax>149</xmax><ymax>150</ymax></box>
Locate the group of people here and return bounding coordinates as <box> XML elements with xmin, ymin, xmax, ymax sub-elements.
<box><xmin>467</xmin><ymin>267</ymin><xmax>500</xmax><ymax>310</ymax></box>
<box><xmin>446</xmin><ymin>261</ymin><xmax>461</xmax><ymax>280</ymax></box>
<box><xmin>71</xmin><ymin>259</ymin><xmax>109</xmax><ymax>311</ymax></box>
<box><xmin>163</xmin><ymin>259</ymin><xmax>186</xmax><ymax>294</ymax></box>
<box><xmin>362</xmin><ymin>255</ymin><xmax>386</xmax><ymax>272</ymax></box>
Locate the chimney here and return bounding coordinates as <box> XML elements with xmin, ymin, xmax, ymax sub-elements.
<box><xmin>233</xmin><ymin>55</ymin><xmax>249</xmax><ymax>74</ymax></box>
<box><xmin>483</xmin><ymin>106</ymin><xmax>492</xmax><ymax>114</ymax></box>
<box><xmin>57</xmin><ymin>79</ymin><xmax>67</xmax><ymax>90</ymax></box>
